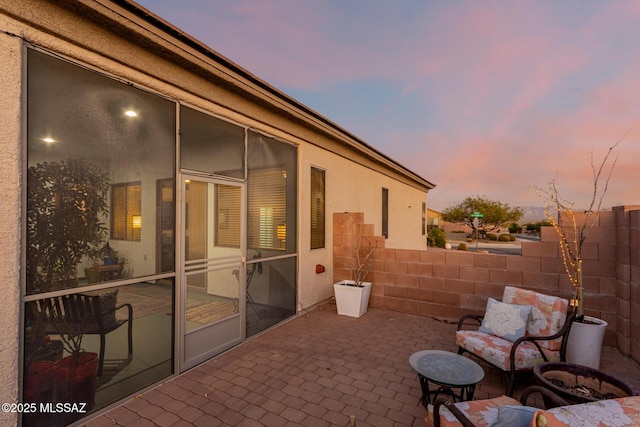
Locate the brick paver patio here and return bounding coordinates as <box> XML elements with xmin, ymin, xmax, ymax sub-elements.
<box><xmin>84</xmin><ymin>303</ymin><xmax>640</xmax><ymax>427</ymax></box>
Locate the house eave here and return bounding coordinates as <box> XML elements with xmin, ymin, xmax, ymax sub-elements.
<box><xmin>103</xmin><ymin>0</ymin><xmax>436</xmax><ymax>191</ymax></box>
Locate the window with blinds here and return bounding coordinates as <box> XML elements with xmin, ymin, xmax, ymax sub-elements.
<box><xmin>382</xmin><ymin>187</ymin><xmax>389</xmax><ymax>239</ymax></box>
<box><xmin>248</xmin><ymin>168</ymin><xmax>286</xmax><ymax>251</ymax></box>
<box><xmin>310</xmin><ymin>167</ymin><xmax>325</xmax><ymax>249</ymax></box>
<box><xmin>111</xmin><ymin>182</ymin><xmax>142</xmax><ymax>241</ymax></box>
<box><xmin>422</xmin><ymin>202</ymin><xmax>426</xmax><ymax>236</ymax></box>
<box><xmin>216</xmin><ymin>184</ymin><xmax>241</xmax><ymax>247</ymax></box>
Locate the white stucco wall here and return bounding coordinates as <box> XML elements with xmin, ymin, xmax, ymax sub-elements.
<box><xmin>297</xmin><ymin>143</ymin><xmax>428</xmax><ymax>311</ymax></box>
<box><xmin>0</xmin><ymin>30</ymin><xmax>22</xmax><ymax>426</ymax></box>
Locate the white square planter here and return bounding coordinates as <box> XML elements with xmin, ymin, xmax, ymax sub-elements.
<box><xmin>333</xmin><ymin>280</ymin><xmax>372</xmax><ymax>318</ymax></box>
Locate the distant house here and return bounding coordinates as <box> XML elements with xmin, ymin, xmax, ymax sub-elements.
<box><xmin>0</xmin><ymin>1</ymin><xmax>434</xmax><ymax>424</ymax></box>
<box><xmin>426</xmin><ymin>208</ymin><xmax>441</xmax><ymax>229</ymax></box>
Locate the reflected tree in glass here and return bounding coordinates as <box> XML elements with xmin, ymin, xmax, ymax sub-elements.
<box><xmin>26</xmin><ymin>159</ymin><xmax>110</xmax><ymax>294</ymax></box>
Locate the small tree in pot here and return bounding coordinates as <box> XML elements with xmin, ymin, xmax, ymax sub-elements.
<box><xmin>534</xmin><ymin>140</ymin><xmax>621</xmax><ymax>322</ymax></box>
<box><xmin>351</xmin><ymin>233</ymin><xmax>377</xmax><ymax>287</ymax></box>
<box><xmin>334</xmin><ymin>218</ymin><xmax>378</xmax><ymax>318</ymax></box>
<box><xmin>26</xmin><ymin>159</ymin><xmax>110</xmax><ymax>293</ymax></box>
<box><xmin>534</xmin><ymin>139</ymin><xmax>622</xmax><ymax>369</ymax></box>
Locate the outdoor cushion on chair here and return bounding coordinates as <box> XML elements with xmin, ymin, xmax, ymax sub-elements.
<box><xmin>426</xmin><ymin>386</ymin><xmax>569</xmax><ymax>427</ymax></box>
<box><xmin>426</xmin><ymin>388</ymin><xmax>640</xmax><ymax>427</ymax></box>
<box><xmin>425</xmin><ymin>395</ymin><xmax>521</xmax><ymax>427</ymax></box>
<box><xmin>532</xmin><ymin>396</ymin><xmax>640</xmax><ymax>426</ymax></box>
<box><xmin>456</xmin><ymin>286</ymin><xmax>574</xmax><ymax>396</ymax></box>
<box><xmin>456</xmin><ymin>330</ymin><xmax>561</xmax><ymax>371</ymax></box>
<box><xmin>478</xmin><ymin>298</ymin><xmax>532</xmax><ymax>342</ymax></box>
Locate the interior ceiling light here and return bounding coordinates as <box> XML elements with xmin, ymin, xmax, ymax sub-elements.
<box><xmin>42</xmin><ymin>137</ymin><xmax>55</xmax><ymax>143</ymax></box>
<box><xmin>125</xmin><ymin>110</ymin><xmax>138</xmax><ymax>117</ymax></box>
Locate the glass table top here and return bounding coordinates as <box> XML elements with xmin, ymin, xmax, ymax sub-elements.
<box><xmin>409</xmin><ymin>350</ymin><xmax>485</xmax><ymax>386</ymax></box>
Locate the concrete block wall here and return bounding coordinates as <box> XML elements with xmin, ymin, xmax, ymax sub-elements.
<box><xmin>334</xmin><ymin>209</ymin><xmax>639</xmax><ymax>364</ymax></box>
<box><xmin>614</xmin><ymin>206</ymin><xmax>640</xmax><ymax>363</ymax></box>
<box><xmin>632</xmin><ymin>210</ymin><xmax>640</xmax><ymax>362</ymax></box>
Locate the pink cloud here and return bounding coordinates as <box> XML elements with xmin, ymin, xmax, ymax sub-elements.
<box><xmin>137</xmin><ymin>0</ymin><xmax>640</xmax><ymax>211</ymax></box>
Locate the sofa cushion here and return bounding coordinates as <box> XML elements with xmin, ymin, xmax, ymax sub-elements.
<box><xmin>533</xmin><ymin>396</ymin><xmax>640</xmax><ymax>426</ymax></box>
<box><xmin>502</xmin><ymin>286</ymin><xmax>568</xmax><ymax>350</ymax></box>
<box><xmin>490</xmin><ymin>404</ymin><xmax>537</xmax><ymax>427</ymax></box>
<box><xmin>479</xmin><ymin>298</ymin><xmax>532</xmax><ymax>342</ymax></box>
<box><xmin>456</xmin><ymin>330</ymin><xmax>561</xmax><ymax>371</ymax></box>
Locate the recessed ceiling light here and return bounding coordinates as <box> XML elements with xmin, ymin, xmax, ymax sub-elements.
<box><xmin>125</xmin><ymin>110</ymin><xmax>138</xmax><ymax>117</ymax></box>
<box><xmin>42</xmin><ymin>137</ymin><xmax>55</xmax><ymax>143</ymax></box>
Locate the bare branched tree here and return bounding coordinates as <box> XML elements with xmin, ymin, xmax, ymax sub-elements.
<box><xmin>352</xmin><ymin>233</ymin><xmax>377</xmax><ymax>287</ymax></box>
<box><xmin>533</xmin><ymin>138</ymin><xmax>623</xmax><ymax>321</ymax></box>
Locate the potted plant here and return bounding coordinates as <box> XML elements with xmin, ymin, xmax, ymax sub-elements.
<box><xmin>26</xmin><ymin>159</ymin><xmax>110</xmax><ymax>293</ymax></box>
<box><xmin>334</xmin><ymin>232</ymin><xmax>377</xmax><ymax>318</ymax></box>
<box><xmin>23</xmin><ymin>307</ymin><xmax>60</xmax><ymax>417</ymax></box>
<box><xmin>55</xmin><ymin>320</ymin><xmax>99</xmax><ymax>411</ymax></box>
<box><xmin>84</xmin><ymin>243</ymin><xmax>128</xmax><ymax>284</ymax></box>
<box><xmin>23</xmin><ymin>303</ymin><xmax>99</xmax><ymax>426</ymax></box>
<box><xmin>535</xmin><ymin>139</ymin><xmax>622</xmax><ymax>369</ymax></box>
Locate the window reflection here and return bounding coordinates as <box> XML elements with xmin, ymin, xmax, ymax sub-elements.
<box><xmin>245</xmin><ymin>131</ymin><xmax>298</xmax><ymax>336</ymax></box>
<box><xmin>26</xmin><ymin>49</ymin><xmax>176</xmax><ymax>295</ymax></box>
<box><xmin>25</xmin><ymin>48</ymin><xmax>176</xmax><ymax>426</ymax></box>
<box><xmin>180</xmin><ymin>105</ymin><xmax>245</xmax><ymax>178</ymax></box>
<box><xmin>246</xmin><ymin>257</ymin><xmax>296</xmax><ymax>337</ymax></box>
<box><xmin>111</xmin><ymin>182</ymin><xmax>142</xmax><ymax>241</ymax></box>
<box><xmin>23</xmin><ymin>280</ymin><xmax>174</xmax><ymax>426</ymax></box>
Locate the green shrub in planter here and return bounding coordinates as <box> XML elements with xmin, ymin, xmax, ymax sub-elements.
<box><xmin>498</xmin><ymin>234</ymin><xmax>511</xmax><ymax>242</ymax></box>
<box><xmin>486</xmin><ymin>233</ymin><xmax>498</xmax><ymax>241</ymax></box>
<box><xmin>457</xmin><ymin>243</ymin><xmax>468</xmax><ymax>251</ymax></box>
<box><xmin>509</xmin><ymin>234</ymin><xmax>516</xmax><ymax>241</ymax></box>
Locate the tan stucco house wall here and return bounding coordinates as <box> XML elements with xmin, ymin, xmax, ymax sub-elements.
<box><xmin>0</xmin><ymin>1</ymin><xmax>434</xmax><ymax>422</ymax></box>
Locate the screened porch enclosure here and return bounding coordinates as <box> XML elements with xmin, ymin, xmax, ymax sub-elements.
<box><xmin>23</xmin><ymin>47</ymin><xmax>298</xmax><ymax>426</ymax></box>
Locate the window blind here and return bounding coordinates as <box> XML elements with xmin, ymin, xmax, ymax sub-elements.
<box><xmin>216</xmin><ymin>184</ymin><xmax>241</xmax><ymax>247</ymax></box>
<box><xmin>248</xmin><ymin>168</ymin><xmax>286</xmax><ymax>251</ymax></box>
<box><xmin>310</xmin><ymin>167</ymin><xmax>325</xmax><ymax>249</ymax></box>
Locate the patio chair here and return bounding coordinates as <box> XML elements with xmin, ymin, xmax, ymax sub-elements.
<box><xmin>427</xmin><ymin>385</ymin><xmax>569</xmax><ymax>427</ymax></box>
<box><xmin>34</xmin><ymin>290</ymin><xmax>133</xmax><ymax>377</ymax></box>
<box><xmin>428</xmin><ymin>386</ymin><xmax>640</xmax><ymax>427</ymax></box>
<box><xmin>456</xmin><ymin>286</ymin><xmax>575</xmax><ymax>396</ymax></box>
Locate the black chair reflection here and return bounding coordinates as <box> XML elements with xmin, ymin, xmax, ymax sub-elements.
<box><xmin>33</xmin><ymin>291</ymin><xmax>133</xmax><ymax>377</ymax></box>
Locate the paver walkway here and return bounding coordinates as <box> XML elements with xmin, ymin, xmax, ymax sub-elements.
<box><xmin>85</xmin><ymin>303</ymin><xmax>640</xmax><ymax>427</ymax></box>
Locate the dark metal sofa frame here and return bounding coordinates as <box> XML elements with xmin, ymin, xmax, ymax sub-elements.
<box><xmin>433</xmin><ymin>385</ymin><xmax>570</xmax><ymax>427</ymax></box>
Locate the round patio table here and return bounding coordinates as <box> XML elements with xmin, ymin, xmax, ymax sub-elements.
<box><xmin>409</xmin><ymin>349</ymin><xmax>485</xmax><ymax>408</ymax></box>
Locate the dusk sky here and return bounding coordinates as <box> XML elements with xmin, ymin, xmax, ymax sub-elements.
<box><xmin>136</xmin><ymin>0</ymin><xmax>640</xmax><ymax>211</ymax></box>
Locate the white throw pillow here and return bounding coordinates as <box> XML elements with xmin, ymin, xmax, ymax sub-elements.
<box><xmin>479</xmin><ymin>298</ymin><xmax>532</xmax><ymax>342</ymax></box>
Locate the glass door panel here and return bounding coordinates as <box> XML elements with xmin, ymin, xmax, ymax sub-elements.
<box><xmin>182</xmin><ymin>177</ymin><xmax>245</xmax><ymax>370</ymax></box>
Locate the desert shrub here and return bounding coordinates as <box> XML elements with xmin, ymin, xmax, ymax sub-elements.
<box><xmin>509</xmin><ymin>234</ymin><xmax>516</xmax><ymax>241</ymax></box>
<box><xmin>498</xmin><ymin>234</ymin><xmax>511</xmax><ymax>242</ymax></box>
<box><xmin>466</xmin><ymin>238</ymin><xmax>473</xmax><ymax>243</ymax></box>
<box><xmin>427</xmin><ymin>227</ymin><xmax>447</xmax><ymax>248</ymax></box>
<box><xmin>457</xmin><ymin>243</ymin><xmax>468</xmax><ymax>251</ymax></box>
<box><xmin>486</xmin><ymin>233</ymin><xmax>498</xmax><ymax>241</ymax></box>
<box><xmin>452</xmin><ymin>230</ymin><xmax>466</xmax><ymax>233</ymax></box>
<box><xmin>524</xmin><ymin>220</ymin><xmax>553</xmax><ymax>234</ymax></box>
<box><xmin>508</xmin><ymin>222</ymin><xmax>522</xmax><ymax>234</ymax></box>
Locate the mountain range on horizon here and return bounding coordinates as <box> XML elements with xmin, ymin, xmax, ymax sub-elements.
<box><xmin>518</xmin><ymin>206</ymin><xmax>546</xmax><ymax>223</ymax></box>
<box><xmin>516</xmin><ymin>205</ymin><xmax>618</xmax><ymax>223</ymax></box>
